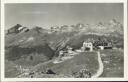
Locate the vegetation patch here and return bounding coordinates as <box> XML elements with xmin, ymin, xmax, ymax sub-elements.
<box><xmin>100</xmin><ymin>49</ymin><xmax>124</xmax><ymax>77</ymax></box>
<box><xmin>30</xmin><ymin>51</ymin><xmax>99</xmax><ymax>77</ymax></box>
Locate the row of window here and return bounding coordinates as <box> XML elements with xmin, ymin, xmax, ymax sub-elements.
<box><xmin>83</xmin><ymin>42</ymin><xmax>111</xmax><ymax>47</ymax></box>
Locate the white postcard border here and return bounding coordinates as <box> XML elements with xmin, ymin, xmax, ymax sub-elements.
<box><xmin>1</xmin><ymin>0</ymin><xmax>127</xmax><ymax>81</ymax></box>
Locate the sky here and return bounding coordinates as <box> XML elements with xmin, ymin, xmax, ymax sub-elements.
<box><xmin>5</xmin><ymin>3</ymin><xmax>123</xmax><ymax>29</ymax></box>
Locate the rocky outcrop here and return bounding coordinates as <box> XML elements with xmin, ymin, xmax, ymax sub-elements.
<box><xmin>7</xmin><ymin>24</ymin><xmax>29</xmax><ymax>34</ymax></box>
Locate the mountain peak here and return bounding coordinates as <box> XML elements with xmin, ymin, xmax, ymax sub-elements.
<box><xmin>109</xmin><ymin>18</ymin><xmax>119</xmax><ymax>25</ymax></box>
<box><xmin>7</xmin><ymin>24</ymin><xmax>29</xmax><ymax>34</ymax></box>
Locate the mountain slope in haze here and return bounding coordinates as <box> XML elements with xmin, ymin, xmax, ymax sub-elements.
<box><xmin>5</xmin><ymin>19</ymin><xmax>123</xmax><ymax>65</ymax></box>
<box><xmin>51</xmin><ymin>19</ymin><xmax>123</xmax><ymax>36</ymax></box>
<box><xmin>5</xmin><ymin>26</ymin><xmax>55</xmax><ymax>66</ymax></box>
<box><xmin>50</xmin><ymin>19</ymin><xmax>124</xmax><ymax>50</ymax></box>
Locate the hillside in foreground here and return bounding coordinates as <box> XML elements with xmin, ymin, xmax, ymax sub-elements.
<box><xmin>16</xmin><ymin>51</ymin><xmax>99</xmax><ymax>78</ymax></box>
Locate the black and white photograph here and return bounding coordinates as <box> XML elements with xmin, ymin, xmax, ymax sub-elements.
<box><xmin>0</xmin><ymin>0</ymin><xmax>128</xmax><ymax>81</ymax></box>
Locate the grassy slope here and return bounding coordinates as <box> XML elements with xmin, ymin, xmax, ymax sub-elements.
<box><xmin>13</xmin><ymin>54</ymin><xmax>49</xmax><ymax>67</ymax></box>
<box><xmin>100</xmin><ymin>49</ymin><xmax>124</xmax><ymax>77</ymax></box>
<box><xmin>29</xmin><ymin>51</ymin><xmax>99</xmax><ymax>77</ymax></box>
<box><xmin>5</xmin><ymin>29</ymin><xmax>55</xmax><ymax>77</ymax></box>
<box><xmin>5</xmin><ymin>60</ymin><xmax>21</xmax><ymax>77</ymax></box>
<box><xmin>5</xmin><ymin>28</ymin><xmax>55</xmax><ymax>62</ymax></box>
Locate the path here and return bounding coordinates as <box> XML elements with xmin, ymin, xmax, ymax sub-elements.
<box><xmin>91</xmin><ymin>51</ymin><xmax>104</xmax><ymax>78</ymax></box>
